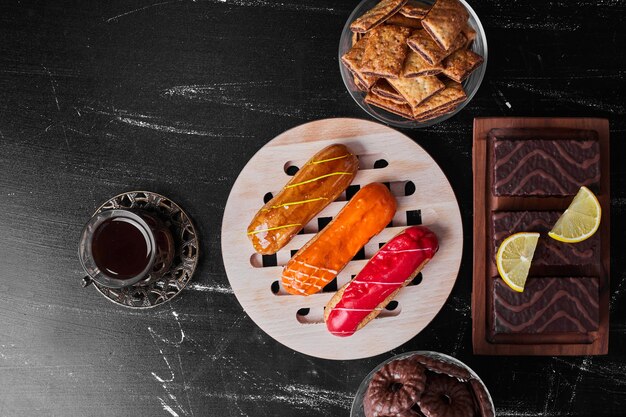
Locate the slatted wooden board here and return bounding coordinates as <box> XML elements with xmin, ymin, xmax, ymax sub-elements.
<box><xmin>222</xmin><ymin>118</ymin><xmax>463</xmax><ymax>360</ymax></box>
<box><xmin>472</xmin><ymin>117</ymin><xmax>610</xmax><ymax>355</ymax></box>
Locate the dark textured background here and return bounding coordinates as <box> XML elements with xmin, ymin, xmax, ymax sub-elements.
<box><xmin>0</xmin><ymin>1</ymin><xmax>625</xmax><ymax>416</ymax></box>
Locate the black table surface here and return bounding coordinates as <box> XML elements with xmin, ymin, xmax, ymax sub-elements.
<box><xmin>1</xmin><ymin>1</ymin><xmax>625</xmax><ymax>416</ymax></box>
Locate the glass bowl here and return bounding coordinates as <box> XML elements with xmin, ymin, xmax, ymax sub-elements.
<box><xmin>350</xmin><ymin>351</ymin><xmax>494</xmax><ymax>417</ymax></box>
<box><xmin>339</xmin><ymin>0</ymin><xmax>488</xmax><ymax>129</ymax></box>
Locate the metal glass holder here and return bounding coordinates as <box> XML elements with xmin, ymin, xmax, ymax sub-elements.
<box><xmin>89</xmin><ymin>191</ymin><xmax>199</xmax><ymax>308</ymax></box>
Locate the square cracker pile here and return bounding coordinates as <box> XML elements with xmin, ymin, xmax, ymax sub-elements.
<box><xmin>421</xmin><ymin>0</ymin><xmax>468</xmax><ymax>50</ymax></box>
<box><xmin>342</xmin><ymin>0</ymin><xmax>484</xmax><ymax>122</ymax></box>
<box><xmin>361</xmin><ymin>25</ymin><xmax>412</xmax><ymax>78</ymax></box>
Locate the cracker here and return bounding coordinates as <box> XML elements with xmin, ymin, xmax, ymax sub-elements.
<box><xmin>399</xmin><ymin>0</ymin><xmax>431</xmax><ymax>18</ymax></box>
<box><xmin>349</xmin><ymin>66</ymin><xmax>377</xmax><ymax>90</ymax></box>
<box><xmin>387</xmin><ymin>75</ymin><xmax>445</xmax><ymax>109</ymax></box>
<box><xmin>341</xmin><ymin>36</ymin><xmax>378</xmax><ymax>89</ymax></box>
<box><xmin>414</xmin><ymin>103</ymin><xmax>457</xmax><ymax>121</ymax></box>
<box><xmin>407</xmin><ymin>29</ymin><xmax>466</xmax><ymax>65</ymax></box>
<box><xmin>412</xmin><ymin>80</ymin><xmax>467</xmax><ymax>119</ymax></box>
<box><xmin>421</xmin><ymin>0</ymin><xmax>469</xmax><ymax>50</ymax></box>
<box><xmin>350</xmin><ymin>0</ymin><xmax>407</xmax><ymax>33</ymax></box>
<box><xmin>342</xmin><ymin>36</ymin><xmax>367</xmax><ymax>68</ymax></box>
<box><xmin>462</xmin><ymin>22</ymin><xmax>477</xmax><ymax>48</ymax></box>
<box><xmin>371</xmin><ymin>79</ymin><xmax>407</xmax><ymax>104</ymax></box>
<box><xmin>403</xmin><ymin>50</ymin><xmax>444</xmax><ymax>77</ymax></box>
<box><xmin>365</xmin><ymin>91</ymin><xmax>414</xmax><ymax>118</ymax></box>
<box><xmin>385</xmin><ymin>13</ymin><xmax>423</xmax><ymax>29</ymax></box>
<box><xmin>353</xmin><ymin>74</ymin><xmax>369</xmax><ymax>92</ymax></box>
<box><xmin>361</xmin><ymin>25</ymin><xmax>412</xmax><ymax>78</ymax></box>
<box><xmin>442</xmin><ymin>48</ymin><xmax>484</xmax><ymax>82</ymax></box>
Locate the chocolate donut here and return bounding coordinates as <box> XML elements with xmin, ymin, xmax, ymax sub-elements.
<box><xmin>470</xmin><ymin>379</ymin><xmax>494</xmax><ymax>417</ymax></box>
<box><xmin>410</xmin><ymin>354</ymin><xmax>471</xmax><ymax>381</ymax></box>
<box><xmin>418</xmin><ymin>374</ymin><xmax>474</xmax><ymax>417</ymax></box>
<box><xmin>394</xmin><ymin>406</ymin><xmax>423</xmax><ymax>417</ymax></box>
<box><xmin>364</xmin><ymin>403</ymin><xmax>423</xmax><ymax>417</ymax></box>
<box><xmin>364</xmin><ymin>358</ymin><xmax>427</xmax><ymax>417</ymax></box>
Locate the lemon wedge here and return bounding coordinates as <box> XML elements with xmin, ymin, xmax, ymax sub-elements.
<box><xmin>496</xmin><ymin>232</ymin><xmax>540</xmax><ymax>292</ymax></box>
<box><xmin>548</xmin><ymin>186</ymin><xmax>601</xmax><ymax>243</ymax></box>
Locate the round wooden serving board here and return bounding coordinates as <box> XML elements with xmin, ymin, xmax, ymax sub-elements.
<box><xmin>222</xmin><ymin>118</ymin><xmax>463</xmax><ymax>360</ymax></box>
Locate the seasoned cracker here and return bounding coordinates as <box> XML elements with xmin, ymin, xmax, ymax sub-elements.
<box><xmin>353</xmin><ymin>74</ymin><xmax>369</xmax><ymax>92</ymax></box>
<box><xmin>411</xmin><ymin>80</ymin><xmax>467</xmax><ymax>119</ymax></box>
<box><xmin>407</xmin><ymin>29</ymin><xmax>466</xmax><ymax>65</ymax></box>
<box><xmin>350</xmin><ymin>0</ymin><xmax>407</xmax><ymax>33</ymax></box>
<box><xmin>421</xmin><ymin>0</ymin><xmax>469</xmax><ymax>51</ymax></box>
<box><xmin>365</xmin><ymin>91</ymin><xmax>414</xmax><ymax>118</ymax></box>
<box><xmin>361</xmin><ymin>25</ymin><xmax>412</xmax><ymax>78</ymax></box>
<box><xmin>349</xmin><ymin>66</ymin><xmax>378</xmax><ymax>90</ymax></box>
<box><xmin>341</xmin><ymin>36</ymin><xmax>378</xmax><ymax>89</ymax></box>
<box><xmin>462</xmin><ymin>22</ymin><xmax>477</xmax><ymax>48</ymax></box>
<box><xmin>399</xmin><ymin>0</ymin><xmax>431</xmax><ymax>18</ymax></box>
<box><xmin>442</xmin><ymin>48</ymin><xmax>484</xmax><ymax>82</ymax></box>
<box><xmin>385</xmin><ymin>13</ymin><xmax>423</xmax><ymax>29</ymax></box>
<box><xmin>387</xmin><ymin>74</ymin><xmax>445</xmax><ymax>109</ymax></box>
<box><xmin>371</xmin><ymin>79</ymin><xmax>407</xmax><ymax>104</ymax></box>
<box><xmin>414</xmin><ymin>103</ymin><xmax>457</xmax><ymax>121</ymax></box>
<box><xmin>403</xmin><ymin>50</ymin><xmax>444</xmax><ymax>77</ymax></box>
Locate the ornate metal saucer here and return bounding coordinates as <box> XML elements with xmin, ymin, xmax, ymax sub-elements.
<box><xmin>91</xmin><ymin>191</ymin><xmax>199</xmax><ymax>308</ymax></box>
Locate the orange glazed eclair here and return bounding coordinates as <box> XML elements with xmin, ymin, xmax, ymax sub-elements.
<box><xmin>247</xmin><ymin>144</ymin><xmax>358</xmax><ymax>255</ymax></box>
<box><xmin>282</xmin><ymin>183</ymin><xmax>397</xmax><ymax>296</ymax></box>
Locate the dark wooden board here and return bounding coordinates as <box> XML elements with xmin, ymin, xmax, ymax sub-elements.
<box><xmin>472</xmin><ymin>117</ymin><xmax>610</xmax><ymax>355</ymax></box>
<box><xmin>1</xmin><ymin>1</ymin><xmax>626</xmax><ymax>416</ymax></box>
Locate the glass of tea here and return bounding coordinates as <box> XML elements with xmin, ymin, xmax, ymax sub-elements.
<box><xmin>79</xmin><ymin>209</ymin><xmax>174</xmax><ymax>288</ymax></box>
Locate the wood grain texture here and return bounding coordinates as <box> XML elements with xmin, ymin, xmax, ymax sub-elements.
<box><xmin>0</xmin><ymin>0</ymin><xmax>625</xmax><ymax>416</ymax></box>
<box><xmin>222</xmin><ymin>118</ymin><xmax>463</xmax><ymax>359</ymax></box>
<box><xmin>472</xmin><ymin>117</ymin><xmax>610</xmax><ymax>355</ymax></box>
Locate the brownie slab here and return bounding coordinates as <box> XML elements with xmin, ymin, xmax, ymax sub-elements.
<box><xmin>493</xmin><ymin>277</ymin><xmax>599</xmax><ymax>335</ymax></box>
<box><xmin>492</xmin><ymin>211</ymin><xmax>600</xmax><ymax>268</ymax></box>
<box><xmin>492</xmin><ymin>135</ymin><xmax>600</xmax><ymax>196</ymax></box>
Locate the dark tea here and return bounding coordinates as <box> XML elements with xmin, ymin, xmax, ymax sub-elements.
<box><xmin>91</xmin><ymin>217</ymin><xmax>153</xmax><ymax>280</ymax></box>
<box><xmin>80</xmin><ymin>208</ymin><xmax>174</xmax><ymax>289</ymax></box>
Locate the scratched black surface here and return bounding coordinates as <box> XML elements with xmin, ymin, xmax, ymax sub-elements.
<box><xmin>0</xmin><ymin>1</ymin><xmax>625</xmax><ymax>416</ymax></box>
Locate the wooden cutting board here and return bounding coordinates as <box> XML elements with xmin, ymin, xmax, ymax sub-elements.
<box><xmin>222</xmin><ymin>118</ymin><xmax>463</xmax><ymax>360</ymax></box>
<box><xmin>472</xmin><ymin>117</ymin><xmax>610</xmax><ymax>356</ymax></box>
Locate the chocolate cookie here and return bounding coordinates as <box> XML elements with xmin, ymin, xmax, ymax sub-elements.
<box><xmin>364</xmin><ymin>404</ymin><xmax>424</xmax><ymax>417</ymax></box>
<box><xmin>418</xmin><ymin>374</ymin><xmax>474</xmax><ymax>417</ymax></box>
<box><xmin>470</xmin><ymin>379</ymin><xmax>495</xmax><ymax>417</ymax></box>
<box><xmin>410</xmin><ymin>354</ymin><xmax>471</xmax><ymax>381</ymax></box>
<box><xmin>395</xmin><ymin>406</ymin><xmax>424</xmax><ymax>417</ymax></box>
<box><xmin>364</xmin><ymin>358</ymin><xmax>427</xmax><ymax>417</ymax></box>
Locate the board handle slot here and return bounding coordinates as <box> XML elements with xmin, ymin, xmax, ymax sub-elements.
<box><xmin>250</xmin><ymin>250</ymin><xmax>293</xmax><ymax>268</ymax></box>
<box><xmin>317</xmin><ymin>216</ymin><xmax>332</xmax><ymax>231</ymax></box>
<box><xmin>331</xmin><ymin>180</ymin><xmax>415</xmax><ymax>202</ymax></box>
<box><xmin>270</xmin><ymin>276</ymin><xmax>341</xmax><ymax>296</ymax></box>
<box><xmin>270</xmin><ymin>272</ymin><xmax>423</xmax><ymax>297</ymax></box>
<box><xmin>296</xmin><ymin>301</ymin><xmax>402</xmax><ymax>324</ymax></box>
<box><xmin>406</xmin><ymin>209</ymin><xmax>422</xmax><ymax>225</ymax></box>
<box><xmin>262</xmin><ymin>186</ymin><xmax>408</xmax><ymax>206</ymax></box>
<box><xmin>260</xmin><ymin>180</ymin><xmax>415</xmax><ymax>204</ymax></box>
<box><xmin>249</xmin><ymin>212</ymin><xmax>424</xmax><ymax>269</ymax></box>
<box><xmin>410</xmin><ymin>272</ymin><xmax>423</xmax><ymax>286</ymax></box>
<box><xmin>283</xmin><ymin>153</ymin><xmax>389</xmax><ymax>176</ymax></box>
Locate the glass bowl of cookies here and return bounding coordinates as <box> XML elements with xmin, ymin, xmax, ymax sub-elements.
<box><xmin>339</xmin><ymin>0</ymin><xmax>487</xmax><ymax>128</ymax></box>
<box><xmin>351</xmin><ymin>351</ymin><xmax>495</xmax><ymax>417</ymax></box>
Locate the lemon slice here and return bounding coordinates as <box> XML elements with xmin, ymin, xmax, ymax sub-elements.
<box><xmin>548</xmin><ymin>186</ymin><xmax>601</xmax><ymax>243</ymax></box>
<box><xmin>496</xmin><ymin>232</ymin><xmax>540</xmax><ymax>292</ymax></box>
